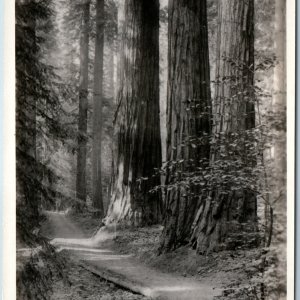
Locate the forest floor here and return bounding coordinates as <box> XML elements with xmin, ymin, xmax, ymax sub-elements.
<box><xmin>50</xmin><ymin>252</ymin><xmax>147</xmax><ymax>300</ymax></box>
<box><xmin>38</xmin><ymin>211</ymin><xmax>262</xmax><ymax>300</ymax></box>
<box><xmin>108</xmin><ymin>227</ymin><xmax>263</xmax><ymax>299</ymax></box>
<box><xmin>17</xmin><ymin>249</ymin><xmax>146</xmax><ymax>300</ymax></box>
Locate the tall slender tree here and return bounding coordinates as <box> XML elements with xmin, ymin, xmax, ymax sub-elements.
<box><xmin>92</xmin><ymin>0</ymin><xmax>105</xmax><ymax>216</ymax></box>
<box><xmin>105</xmin><ymin>0</ymin><xmax>162</xmax><ymax>225</ymax></box>
<box><xmin>267</xmin><ymin>0</ymin><xmax>286</xmax><ymax>297</ymax></box>
<box><xmin>190</xmin><ymin>0</ymin><xmax>256</xmax><ymax>254</ymax></box>
<box><xmin>76</xmin><ymin>0</ymin><xmax>90</xmax><ymax>209</ymax></box>
<box><xmin>159</xmin><ymin>0</ymin><xmax>212</xmax><ymax>252</ymax></box>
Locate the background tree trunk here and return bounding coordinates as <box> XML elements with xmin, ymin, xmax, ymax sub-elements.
<box><xmin>266</xmin><ymin>0</ymin><xmax>286</xmax><ymax>297</ymax></box>
<box><xmin>92</xmin><ymin>0</ymin><xmax>105</xmax><ymax>217</ymax></box>
<box><xmin>190</xmin><ymin>0</ymin><xmax>257</xmax><ymax>254</ymax></box>
<box><xmin>159</xmin><ymin>0</ymin><xmax>212</xmax><ymax>252</ymax></box>
<box><xmin>105</xmin><ymin>0</ymin><xmax>162</xmax><ymax>226</ymax></box>
<box><xmin>76</xmin><ymin>1</ymin><xmax>90</xmax><ymax>210</ymax></box>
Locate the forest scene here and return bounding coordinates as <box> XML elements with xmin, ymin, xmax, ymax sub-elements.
<box><xmin>16</xmin><ymin>0</ymin><xmax>287</xmax><ymax>299</ymax></box>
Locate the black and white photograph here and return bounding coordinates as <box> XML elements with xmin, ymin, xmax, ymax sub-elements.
<box><xmin>9</xmin><ymin>0</ymin><xmax>294</xmax><ymax>299</ymax></box>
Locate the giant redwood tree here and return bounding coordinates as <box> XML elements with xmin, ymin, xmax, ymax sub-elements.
<box><xmin>159</xmin><ymin>0</ymin><xmax>212</xmax><ymax>252</ymax></box>
<box><xmin>189</xmin><ymin>0</ymin><xmax>257</xmax><ymax>254</ymax></box>
<box><xmin>105</xmin><ymin>0</ymin><xmax>162</xmax><ymax>225</ymax></box>
<box><xmin>76</xmin><ymin>0</ymin><xmax>90</xmax><ymax>209</ymax></box>
<box><xmin>92</xmin><ymin>0</ymin><xmax>105</xmax><ymax>216</ymax></box>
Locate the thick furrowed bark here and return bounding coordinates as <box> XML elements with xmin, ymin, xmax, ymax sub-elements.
<box><xmin>159</xmin><ymin>0</ymin><xmax>212</xmax><ymax>253</ymax></box>
<box><xmin>105</xmin><ymin>0</ymin><xmax>162</xmax><ymax>226</ymax></box>
<box><xmin>190</xmin><ymin>0</ymin><xmax>257</xmax><ymax>254</ymax></box>
<box><xmin>92</xmin><ymin>0</ymin><xmax>105</xmax><ymax>217</ymax></box>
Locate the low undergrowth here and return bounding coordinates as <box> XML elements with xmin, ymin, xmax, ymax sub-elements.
<box><xmin>17</xmin><ymin>242</ymin><xmax>148</xmax><ymax>300</ymax></box>
<box><xmin>17</xmin><ymin>243</ymin><xmax>68</xmax><ymax>300</ymax></box>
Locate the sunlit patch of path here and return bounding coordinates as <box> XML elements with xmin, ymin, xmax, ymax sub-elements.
<box><xmin>42</xmin><ymin>211</ymin><xmax>221</xmax><ymax>300</ymax></box>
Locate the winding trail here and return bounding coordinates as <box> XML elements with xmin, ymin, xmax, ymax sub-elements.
<box><xmin>41</xmin><ymin>211</ymin><xmax>221</xmax><ymax>300</ymax></box>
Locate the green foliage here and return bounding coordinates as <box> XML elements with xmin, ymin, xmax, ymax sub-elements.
<box><xmin>16</xmin><ymin>0</ymin><xmax>77</xmax><ymax>243</ymax></box>
<box><xmin>17</xmin><ymin>244</ymin><xmax>68</xmax><ymax>300</ymax></box>
<box><xmin>150</xmin><ymin>55</ymin><xmax>276</xmax><ymax>248</ymax></box>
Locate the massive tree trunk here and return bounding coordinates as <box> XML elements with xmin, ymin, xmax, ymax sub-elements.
<box><xmin>190</xmin><ymin>0</ymin><xmax>257</xmax><ymax>254</ymax></box>
<box><xmin>92</xmin><ymin>0</ymin><xmax>105</xmax><ymax>216</ymax></box>
<box><xmin>105</xmin><ymin>0</ymin><xmax>162</xmax><ymax>226</ymax></box>
<box><xmin>107</xmin><ymin>1</ymin><xmax>123</xmax><ymax>215</ymax></box>
<box><xmin>76</xmin><ymin>1</ymin><xmax>90</xmax><ymax>209</ymax></box>
<box><xmin>159</xmin><ymin>0</ymin><xmax>212</xmax><ymax>252</ymax></box>
<box><xmin>105</xmin><ymin>46</ymin><xmax>116</xmax><ymax>211</ymax></box>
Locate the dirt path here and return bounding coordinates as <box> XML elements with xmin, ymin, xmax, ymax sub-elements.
<box><xmin>41</xmin><ymin>211</ymin><xmax>221</xmax><ymax>300</ymax></box>
<box><xmin>42</xmin><ymin>211</ymin><xmax>88</xmax><ymax>239</ymax></box>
